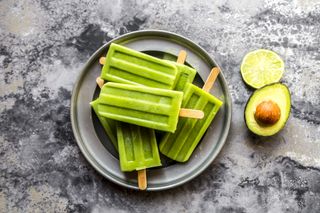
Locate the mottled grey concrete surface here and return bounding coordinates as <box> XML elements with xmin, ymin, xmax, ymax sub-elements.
<box><xmin>0</xmin><ymin>0</ymin><xmax>320</xmax><ymax>212</ymax></box>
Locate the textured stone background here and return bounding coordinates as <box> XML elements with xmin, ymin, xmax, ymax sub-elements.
<box><xmin>0</xmin><ymin>0</ymin><xmax>320</xmax><ymax>212</ymax></box>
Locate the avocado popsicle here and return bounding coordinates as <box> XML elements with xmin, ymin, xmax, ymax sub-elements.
<box><xmin>100</xmin><ymin>43</ymin><xmax>178</xmax><ymax>89</ymax></box>
<box><xmin>96</xmin><ymin>82</ymin><xmax>204</xmax><ymax>133</ymax></box>
<box><xmin>99</xmin><ymin>49</ymin><xmax>196</xmax><ymax>92</ymax></box>
<box><xmin>159</xmin><ymin>68</ymin><xmax>223</xmax><ymax>162</ymax></box>
<box><xmin>117</xmin><ymin>122</ymin><xmax>161</xmax><ymax>170</ymax></box>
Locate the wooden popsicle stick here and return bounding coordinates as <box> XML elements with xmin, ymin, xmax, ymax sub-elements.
<box><xmin>202</xmin><ymin>67</ymin><xmax>220</xmax><ymax>92</ymax></box>
<box><xmin>138</xmin><ymin>169</ymin><xmax>147</xmax><ymax>190</ymax></box>
<box><xmin>179</xmin><ymin>108</ymin><xmax>204</xmax><ymax>119</ymax></box>
<box><xmin>177</xmin><ymin>50</ymin><xmax>187</xmax><ymax>64</ymax></box>
<box><xmin>99</xmin><ymin>57</ymin><xmax>106</xmax><ymax>65</ymax></box>
<box><xmin>96</xmin><ymin>77</ymin><xmax>105</xmax><ymax>89</ymax></box>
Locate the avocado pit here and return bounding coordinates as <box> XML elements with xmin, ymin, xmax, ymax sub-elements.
<box><xmin>254</xmin><ymin>100</ymin><xmax>281</xmax><ymax>125</ymax></box>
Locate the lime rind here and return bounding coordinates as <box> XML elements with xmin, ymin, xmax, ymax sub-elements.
<box><xmin>241</xmin><ymin>49</ymin><xmax>284</xmax><ymax>89</ymax></box>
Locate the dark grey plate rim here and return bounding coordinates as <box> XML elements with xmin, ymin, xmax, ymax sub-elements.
<box><xmin>71</xmin><ymin>30</ymin><xmax>232</xmax><ymax>191</ymax></box>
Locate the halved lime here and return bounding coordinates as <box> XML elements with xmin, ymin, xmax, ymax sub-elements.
<box><xmin>241</xmin><ymin>49</ymin><xmax>284</xmax><ymax>89</ymax></box>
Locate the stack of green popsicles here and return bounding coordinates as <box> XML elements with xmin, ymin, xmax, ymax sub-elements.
<box><xmin>90</xmin><ymin>43</ymin><xmax>223</xmax><ymax>190</ymax></box>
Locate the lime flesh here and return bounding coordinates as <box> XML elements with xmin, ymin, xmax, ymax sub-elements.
<box><xmin>241</xmin><ymin>49</ymin><xmax>284</xmax><ymax>89</ymax></box>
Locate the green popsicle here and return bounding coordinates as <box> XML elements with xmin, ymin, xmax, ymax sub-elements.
<box><xmin>117</xmin><ymin>122</ymin><xmax>161</xmax><ymax>172</ymax></box>
<box><xmin>96</xmin><ymin>82</ymin><xmax>203</xmax><ymax>133</ymax></box>
<box><xmin>99</xmin><ymin>49</ymin><xmax>196</xmax><ymax>92</ymax></box>
<box><xmin>159</xmin><ymin>68</ymin><xmax>223</xmax><ymax>162</ymax></box>
<box><xmin>100</xmin><ymin>43</ymin><xmax>178</xmax><ymax>89</ymax></box>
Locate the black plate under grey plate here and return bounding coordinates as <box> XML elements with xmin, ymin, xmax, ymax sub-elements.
<box><xmin>71</xmin><ymin>30</ymin><xmax>232</xmax><ymax>191</ymax></box>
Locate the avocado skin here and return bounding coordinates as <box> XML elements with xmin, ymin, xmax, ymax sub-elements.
<box><xmin>244</xmin><ymin>83</ymin><xmax>291</xmax><ymax>136</ymax></box>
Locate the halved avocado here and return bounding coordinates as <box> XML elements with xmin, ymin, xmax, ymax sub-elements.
<box><xmin>245</xmin><ymin>83</ymin><xmax>291</xmax><ymax>136</ymax></box>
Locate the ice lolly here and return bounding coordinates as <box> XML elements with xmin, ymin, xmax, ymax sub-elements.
<box><xmin>100</xmin><ymin>43</ymin><xmax>178</xmax><ymax>89</ymax></box>
<box><xmin>90</xmin><ymin>99</ymin><xmax>118</xmax><ymax>150</ymax></box>
<box><xmin>96</xmin><ymin>82</ymin><xmax>204</xmax><ymax>133</ymax></box>
<box><xmin>117</xmin><ymin>122</ymin><xmax>161</xmax><ymax>172</ymax></box>
<box><xmin>159</xmin><ymin>68</ymin><xmax>223</xmax><ymax>162</ymax></box>
<box><xmin>99</xmin><ymin>50</ymin><xmax>196</xmax><ymax>92</ymax></box>
<box><xmin>117</xmin><ymin>122</ymin><xmax>161</xmax><ymax>190</ymax></box>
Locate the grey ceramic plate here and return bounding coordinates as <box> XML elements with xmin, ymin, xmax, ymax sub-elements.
<box><xmin>71</xmin><ymin>30</ymin><xmax>232</xmax><ymax>191</ymax></box>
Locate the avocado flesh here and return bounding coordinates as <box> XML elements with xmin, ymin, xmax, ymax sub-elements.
<box><xmin>245</xmin><ymin>83</ymin><xmax>291</xmax><ymax>136</ymax></box>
